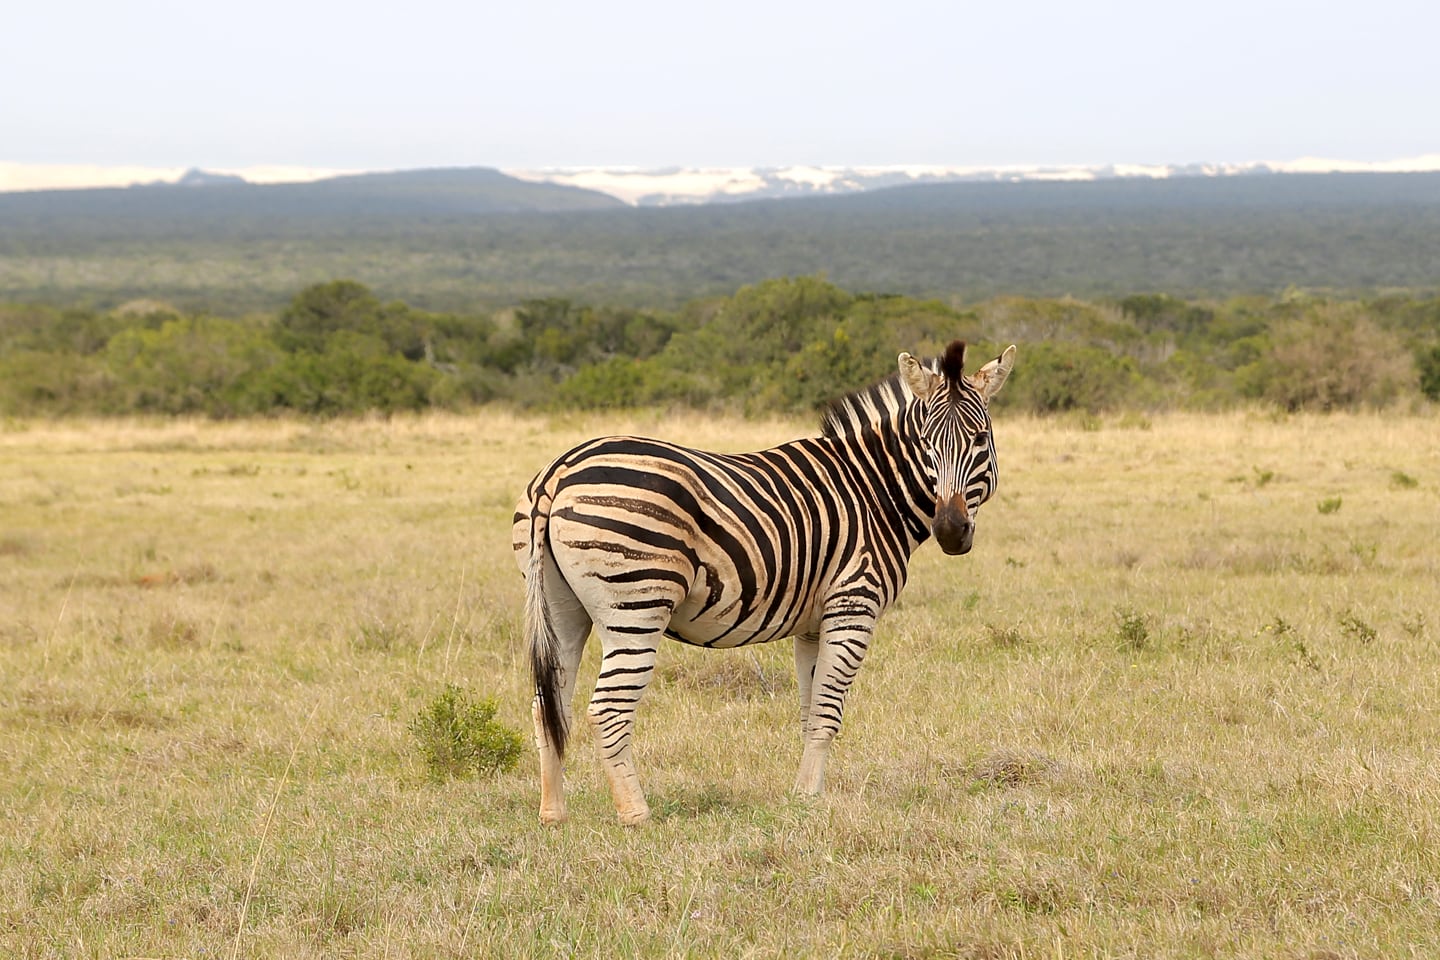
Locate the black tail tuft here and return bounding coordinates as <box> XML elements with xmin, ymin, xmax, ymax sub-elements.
<box><xmin>532</xmin><ymin>624</ymin><xmax>568</xmax><ymax>759</ymax></box>
<box><xmin>525</xmin><ymin>511</ymin><xmax>569</xmax><ymax>757</ymax></box>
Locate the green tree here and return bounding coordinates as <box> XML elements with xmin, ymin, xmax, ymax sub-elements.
<box><xmin>1415</xmin><ymin>345</ymin><xmax>1440</xmax><ymax>402</ymax></box>
<box><xmin>275</xmin><ymin>280</ymin><xmax>430</xmax><ymax>360</ymax></box>
<box><xmin>104</xmin><ymin>316</ymin><xmax>281</xmax><ymax>415</ymax></box>
<box><xmin>0</xmin><ymin>350</ymin><xmax>114</xmax><ymax>415</ymax></box>
<box><xmin>243</xmin><ymin>332</ymin><xmax>440</xmax><ymax>415</ymax></box>
<box><xmin>275</xmin><ymin>280</ymin><xmax>383</xmax><ymax>352</ymax></box>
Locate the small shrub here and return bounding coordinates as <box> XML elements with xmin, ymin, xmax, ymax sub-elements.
<box><xmin>1390</xmin><ymin>471</ymin><xmax>1419</xmax><ymax>489</ymax></box>
<box><xmin>960</xmin><ymin>748</ymin><xmax>1061</xmax><ymax>788</ymax></box>
<box><xmin>985</xmin><ymin>622</ymin><xmax>1026</xmax><ymax>648</ymax></box>
<box><xmin>1347</xmin><ymin>540</ymin><xmax>1379</xmax><ymax>568</ymax></box>
<box><xmin>1252</xmin><ymin>467</ymin><xmax>1275</xmax><ymax>487</ymax></box>
<box><xmin>147</xmin><ymin>613</ymin><xmax>200</xmax><ymax>649</ymax></box>
<box><xmin>0</xmin><ymin>535</ymin><xmax>34</xmax><ymax>557</ymax></box>
<box><xmin>1337</xmin><ymin>610</ymin><xmax>1378</xmax><ymax>646</ymax></box>
<box><xmin>1114</xmin><ymin>606</ymin><xmax>1152</xmax><ymax>652</ymax></box>
<box><xmin>410</xmin><ymin>685</ymin><xmax>524</xmax><ymax>781</ymax></box>
<box><xmin>1316</xmin><ymin>496</ymin><xmax>1342</xmax><ymax>515</ymax></box>
<box><xmin>1291</xmin><ymin>640</ymin><xmax>1322</xmax><ymax>672</ymax></box>
<box><xmin>354</xmin><ymin>618</ymin><xmax>411</xmax><ymax>652</ymax></box>
<box><xmin>1261</xmin><ymin>615</ymin><xmax>1294</xmax><ymax>639</ymax></box>
<box><xmin>1401</xmin><ymin>612</ymin><xmax>1427</xmax><ymax>639</ymax></box>
<box><xmin>1264</xmin><ymin>617</ymin><xmax>1321</xmax><ymax>671</ymax></box>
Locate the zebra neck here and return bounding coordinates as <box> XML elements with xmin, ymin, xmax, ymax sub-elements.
<box><xmin>827</xmin><ymin>410</ymin><xmax>935</xmax><ymax>556</ymax></box>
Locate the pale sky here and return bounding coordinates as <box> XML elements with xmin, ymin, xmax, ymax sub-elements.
<box><xmin>2</xmin><ymin>0</ymin><xmax>1436</xmax><ymax>178</ymax></box>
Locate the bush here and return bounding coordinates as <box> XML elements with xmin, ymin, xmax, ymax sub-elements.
<box><xmin>778</xmin><ymin>322</ymin><xmax>898</xmax><ymax>412</ymax></box>
<box><xmin>557</xmin><ymin>357</ymin><xmax>659</xmax><ymax>408</ymax></box>
<box><xmin>1000</xmin><ymin>341</ymin><xmax>1141</xmax><ymax>413</ymax></box>
<box><xmin>1418</xmin><ymin>345</ymin><xmax>1440</xmax><ymax>402</ymax></box>
<box><xmin>104</xmin><ymin>316</ymin><xmax>282</xmax><ymax>416</ymax></box>
<box><xmin>276</xmin><ymin>280</ymin><xmax>431</xmax><ymax>360</ymax></box>
<box><xmin>1245</xmin><ymin>304</ymin><xmax>1417</xmax><ymax>411</ymax></box>
<box><xmin>239</xmin><ymin>332</ymin><xmax>440</xmax><ymax>415</ymax></box>
<box><xmin>7</xmin><ymin>281</ymin><xmax>1439</xmax><ymax>419</ymax></box>
<box><xmin>409</xmin><ymin>685</ymin><xmax>524</xmax><ymax>781</ymax></box>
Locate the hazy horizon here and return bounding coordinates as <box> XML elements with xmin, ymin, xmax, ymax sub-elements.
<box><xmin>5</xmin><ymin>152</ymin><xmax>1440</xmax><ymax>202</ymax></box>
<box><xmin>4</xmin><ymin>0</ymin><xmax>1435</xmax><ymax>186</ymax></box>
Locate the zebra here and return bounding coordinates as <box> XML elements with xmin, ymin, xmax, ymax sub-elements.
<box><xmin>511</xmin><ymin>340</ymin><xmax>1016</xmax><ymax>824</ymax></box>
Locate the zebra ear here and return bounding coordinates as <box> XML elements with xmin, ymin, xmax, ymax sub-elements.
<box><xmin>970</xmin><ymin>345</ymin><xmax>1017</xmax><ymax>403</ymax></box>
<box><xmin>898</xmin><ymin>352</ymin><xmax>941</xmax><ymax>400</ymax></box>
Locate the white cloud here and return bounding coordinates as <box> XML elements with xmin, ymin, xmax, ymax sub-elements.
<box><xmin>505</xmin><ymin>167</ymin><xmax>770</xmax><ymax>205</ymax></box>
<box><xmin>217</xmin><ymin>165</ymin><xmax>368</xmax><ymax>184</ymax></box>
<box><xmin>0</xmin><ymin>162</ymin><xmax>185</xmax><ymax>192</ymax></box>
<box><xmin>0</xmin><ymin>162</ymin><xmax>366</xmax><ymax>192</ymax></box>
<box><xmin>771</xmin><ymin>167</ymin><xmax>844</xmax><ymax>189</ymax></box>
<box><xmin>1270</xmin><ymin>154</ymin><xmax>1440</xmax><ymax>174</ymax></box>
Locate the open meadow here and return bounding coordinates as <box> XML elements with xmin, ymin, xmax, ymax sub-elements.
<box><xmin>2</xmin><ymin>409</ymin><xmax>1438</xmax><ymax>959</ymax></box>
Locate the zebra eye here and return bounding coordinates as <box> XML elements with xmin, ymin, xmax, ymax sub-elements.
<box><xmin>974</xmin><ymin>431</ymin><xmax>990</xmax><ymax>445</ymax></box>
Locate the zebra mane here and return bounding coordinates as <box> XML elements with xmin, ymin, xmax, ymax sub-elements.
<box><xmin>941</xmin><ymin>340</ymin><xmax>966</xmax><ymax>380</ymax></box>
<box><xmin>819</xmin><ymin>369</ymin><xmax>916</xmax><ymax>439</ymax></box>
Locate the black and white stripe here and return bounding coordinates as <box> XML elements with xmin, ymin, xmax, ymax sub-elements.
<box><xmin>512</xmin><ymin>340</ymin><xmax>1016</xmax><ymax>824</ymax></box>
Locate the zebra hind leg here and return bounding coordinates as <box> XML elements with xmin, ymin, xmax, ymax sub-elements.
<box><xmin>531</xmin><ymin>553</ymin><xmax>593</xmax><ymax>826</ymax></box>
<box><xmin>586</xmin><ymin>620</ymin><xmax>666</xmax><ymax>826</ymax></box>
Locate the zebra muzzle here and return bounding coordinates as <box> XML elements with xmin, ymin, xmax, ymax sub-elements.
<box><xmin>933</xmin><ymin>494</ymin><xmax>974</xmax><ymax>555</ymax></box>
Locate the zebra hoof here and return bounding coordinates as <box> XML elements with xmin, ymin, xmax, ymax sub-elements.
<box><xmin>616</xmin><ymin>805</ymin><xmax>651</xmax><ymax>826</ymax></box>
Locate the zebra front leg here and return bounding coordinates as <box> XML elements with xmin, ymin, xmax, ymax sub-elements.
<box><xmin>794</xmin><ymin>632</ymin><xmax>819</xmax><ymax>738</ymax></box>
<box><xmin>586</xmin><ymin>627</ymin><xmax>662</xmax><ymax>825</ymax></box>
<box><xmin>794</xmin><ymin>607</ymin><xmax>876</xmax><ymax>796</ymax></box>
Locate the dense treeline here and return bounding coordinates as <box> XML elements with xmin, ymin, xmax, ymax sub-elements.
<box><xmin>5</xmin><ymin>173</ymin><xmax>1440</xmax><ymax>312</ymax></box>
<box><xmin>3</xmin><ymin>277</ymin><xmax>1437</xmax><ymax>419</ymax></box>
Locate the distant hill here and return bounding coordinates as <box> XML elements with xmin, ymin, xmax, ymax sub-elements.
<box><xmin>0</xmin><ymin>166</ymin><xmax>624</xmax><ymax>224</ymax></box>
<box><xmin>1</xmin><ymin>169</ymin><xmax>1438</xmax><ymax>311</ymax></box>
<box><xmin>517</xmin><ymin>162</ymin><xmax>1279</xmax><ymax>206</ymax></box>
<box><xmin>510</xmin><ymin>158</ymin><xmax>1440</xmax><ymax>206</ymax></box>
<box><xmin>141</xmin><ymin>168</ymin><xmax>249</xmax><ymax>188</ymax></box>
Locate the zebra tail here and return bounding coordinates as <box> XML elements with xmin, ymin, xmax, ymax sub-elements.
<box><xmin>525</xmin><ymin>508</ymin><xmax>569</xmax><ymax>758</ymax></box>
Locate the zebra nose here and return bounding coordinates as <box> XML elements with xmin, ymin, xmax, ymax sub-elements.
<box><xmin>934</xmin><ymin>495</ymin><xmax>974</xmax><ymax>555</ymax></box>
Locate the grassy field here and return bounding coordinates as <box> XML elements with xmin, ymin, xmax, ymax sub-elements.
<box><xmin>2</xmin><ymin>409</ymin><xmax>1438</xmax><ymax>958</ymax></box>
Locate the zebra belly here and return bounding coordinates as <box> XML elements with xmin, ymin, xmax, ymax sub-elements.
<box><xmin>668</xmin><ymin>582</ymin><xmax>822</xmax><ymax>648</ymax></box>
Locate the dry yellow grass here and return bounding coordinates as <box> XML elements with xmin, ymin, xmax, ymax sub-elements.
<box><xmin>2</xmin><ymin>409</ymin><xmax>1438</xmax><ymax>958</ymax></box>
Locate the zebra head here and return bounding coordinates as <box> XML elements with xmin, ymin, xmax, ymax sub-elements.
<box><xmin>898</xmin><ymin>341</ymin><xmax>1017</xmax><ymax>555</ymax></box>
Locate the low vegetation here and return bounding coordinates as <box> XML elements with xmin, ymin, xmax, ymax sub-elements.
<box><xmin>3</xmin><ymin>410</ymin><xmax>1437</xmax><ymax>957</ymax></box>
<box><xmin>2</xmin><ymin>276</ymin><xmax>1437</xmax><ymax>419</ymax></box>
